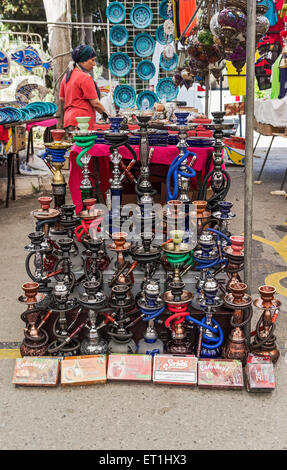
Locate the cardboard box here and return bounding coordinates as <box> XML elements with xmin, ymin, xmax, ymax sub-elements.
<box><xmin>12</xmin><ymin>357</ymin><xmax>60</xmax><ymax>387</ymax></box>
<box><xmin>107</xmin><ymin>354</ymin><xmax>152</xmax><ymax>382</ymax></box>
<box><xmin>245</xmin><ymin>363</ymin><xmax>275</xmax><ymax>393</ymax></box>
<box><xmin>198</xmin><ymin>359</ymin><xmax>243</xmax><ymax>390</ymax></box>
<box><xmin>61</xmin><ymin>355</ymin><xmax>107</xmax><ymax>386</ymax></box>
<box><xmin>153</xmin><ymin>355</ymin><xmax>197</xmax><ymax>386</ymax></box>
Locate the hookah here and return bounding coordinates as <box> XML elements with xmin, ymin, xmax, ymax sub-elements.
<box><xmin>47</xmin><ymin>281</ymin><xmax>83</xmax><ymax>357</ymax></box>
<box><xmin>192</xmin><ymin>200</ymin><xmax>211</xmax><ymax>234</ymax></box>
<box><xmin>193</xmin><ymin>229</ymin><xmax>230</xmax><ymax>308</ymax></box>
<box><xmin>251</xmin><ymin>285</ymin><xmax>281</xmax><ymax>363</ymax></box>
<box><xmin>59</xmin><ymin>204</ymin><xmax>81</xmax><ymax>257</ymax></box>
<box><xmin>72</xmin><ymin>122</ymin><xmax>98</xmax><ymax>204</ymax></box>
<box><xmin>107</xmin><ymin>284</ymin><xmax>140</xmax><ymax>354</ymax></box>
<box><xmin>161</xmin><ymin>230</ymin><xmax>194</xmax><ymax>287</ymax></box>
<box><xmin>135</xmin><ymin>115</ymin><xmax>157</xmax><ymax>207</ymax></box>
<box><xmin>19</xmin><ymin>282</ymin><xmax>50</xmax><ymax>357</ymax></box>
<box><xmin>163</xmin><ymin>281</ymin><xmax>194</xmax><ymax>354</ymax></box>
<box><xmin>83</xmin><ymin>237</ymin><xmax>106</xmax><ymax>284</ymax></box>
<box><xmin>53</xmin><ymin>238</ymin><xmax>76</xmax><ymax>291</ymax></box>
<box><xmin>137</xmin><ymin>279</ymin><xmax>166</xmax><ymax>355</ymax></box>
<box><xmin>79</xmin><ymin>280</ymin><xmax>110</xmax><ymax>355</ymax></box>
<box><xmin>24</xmin><ymin>231</ymin><xmax>59</xmax><ymax>293</ymax></box>
<box><xmin>75</xmin><ymin>198</ymin><xmax>104</xmax><ymax>244</ymax></box>
<box><xmin>223</xmin><ymin>280</ymin><xmax>253</xmax><ymax>364</ymax></box>
<box><xmin>41</xmin><ymin>129</ymin><xmax>71</xmax><ymax>210</ymax></box>
<box><xmin>211</xmin><ymin>201</ymin><xmax>235</xmax><ymax>237</ymax></box>
<box><xmin>31</xmin><ymin>197</ymin><xmax>59</xmax><ymax>237</ymax></box>
<box><xmin>198</xmin><ymin>111</ymin><xmax>231</xmax><ymax>212</ymax></box>
<box><xmin>223</xmin><ymin>235</ymin><xmax>245</xmax><ymax>291</ymax></box>
<box><xmin>166</xmin><ymin>112</ymin><xmax>197</xmax><ymax>204</ymax></box>
<box><xmin>108</xmin><ymin>232</ymin><xmax>135</xmax><ymax>300</ymax></box>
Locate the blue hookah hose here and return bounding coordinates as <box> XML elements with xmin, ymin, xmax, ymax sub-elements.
<box><xmin>140</xmin><ymin>306</ymin><xmax>166</xmax><ymax>322</ymax></box>
<box><xmin>186</xmin><ymin>315</ymin><xmax>224</xmax><ymax>350</ymax></box>
<box><xmin>194</xmin><ymin>229</ymin><xmax>231</xmax><ymax>270</ymax></box>
<box><xmin>207</xmin><ymin>228</ymin><xmax>231</xmax><ymax>246</ymax></box>
<box><xmin>42</xmin><ymin>148</ymin><xmax>67</xmax><ymax>163</ymax></box>
<box><xmin>166</xmin><ymin>150</ymin><xmax>197</xmax><ymax>202</ymax></box>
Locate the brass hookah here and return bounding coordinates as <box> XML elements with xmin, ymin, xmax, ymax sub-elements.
<box><xmin>19</xmin><ymin>282</ymin><xmax>50</xmax><ymax>357</ymax></box>
<box><xmin>251</xmin><ymin>285</ymin><xmax>281</xmax><ymax>363</ymax></box>
<box><xmin>192</xmin><ymin>200</ymin><xmax>211</xmax><ymax>234</ymax></box>
<box><xmin>223</xmin><ymin>280</ymin><xmax>253</xmax><ymax>364</ymax></box>
<box><xmin>42</xmin><ymin>129</ymin><xmax>71</xmax><ymax>210</ymax></box>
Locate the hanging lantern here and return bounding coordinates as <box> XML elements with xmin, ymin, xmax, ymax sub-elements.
<box><xmin>256</xmin><ymin>15</ymin><xmax>270</xmax><ymax>41</ymax></box>
<box><xmin>197</xmin><ymin>28</ymin><xmax>214</xmax><ymax>46</ymax></box>
<box><xmin>256</xmin><ymin>0</ymin><xmax>269</xmax><ymax>15</ymax></box>
<box><xmin>218</xmin><ymin>8</ymin><xmax>247</xmax><ymax>34</ymax></box>
<box><xmin>225</xmin><ymin>0</ymin><xmax>247</xmax><ymax>13</ymax></box>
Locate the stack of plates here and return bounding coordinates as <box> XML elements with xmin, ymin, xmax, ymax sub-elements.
<box><xmin>95</xmin><ymin>132</ymin><xmax>106</xmax><ymax>144</ymax></box>
<box><xmin>187</xmin><ymin>138</ymin><xmax>214</xmax><ymax>147</ymax></box>
<box><xmin>0</xmin><ymin>101</ymin><xmax>57</xmax><ymax>124</ymax></box>
<box><xmin>148</xmin><ymin>132</ymin><xmax>168</xmax><ymax>147</ymax></box>
<box><xmin>128</xmin><ymin>134</ymin><xmax>141</xmax><ymax>145</ymax></box>
<box><xmin>168</xmin><ymin>135</ymin><xmax>179</xmax><ymax>145</ymax></box>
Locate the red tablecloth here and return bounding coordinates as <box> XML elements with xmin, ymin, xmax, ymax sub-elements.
<box><xmin>26</xmin><ymin>118</ymin><xmax>58</xmax><ymax>132</ymax></box>
<box><xmin>69</xmin><ymin>144</ymin><xmax>216</xmax><ymax>213</ymax></box>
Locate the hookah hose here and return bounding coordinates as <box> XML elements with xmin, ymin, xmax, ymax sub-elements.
<box><xmin>35</xmin><ymin>218</ymin><xmax>59</xmax><ymax>232</ymax></box>
<box><xmin>198</xmin><ymin>168</ymin><xmax>231</xmax><ymax>211</ymax></box>
<box><xmin>194</xmin><ymin>229</ymin><xmax>231</xmax><ymax>270</ymax></box>
<box><xmin>75</xmin><ymin>217</ymin><xmax>104</xmax><ymax>243</ymax></box>
<box><xmin>251</xmin><ymin>310</ymin><xmax>279</xmax><ymax>350</ymax></box>
<box><xmin>166</xmin><ymin>251</ymin><xmax>194</xmax><ymax>266</ymax></box>
<box><xmin>250</xmin><ymin>309</ymin><xmax>279</xmax><ymax>337</ymax></box>
<box><xmin>166</xmin><ymin>150</ymin><xmax>197</xmax><ymax>202</ymax></box>
<box><xmin>48</xmin><ymin>318</ymin><xmax>88</xmax><ymax>354</ymax></box>
<box><xmin>140</xmin><ymin>306</ymin><xmax>166</xmax><ymax>322</ymax></box>
<box><xmin>73</xmin><ymin>135</ymin><xmax>97</xmax><ymax>168</ymax></box>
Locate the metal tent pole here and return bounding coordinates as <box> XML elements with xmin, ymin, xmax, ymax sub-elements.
<box><xmin>244</xmin><ymin>0</ymin><xmax>257</xmax><ymax>343</ymax></box>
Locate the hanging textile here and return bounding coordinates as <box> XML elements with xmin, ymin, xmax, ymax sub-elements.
<box><xmin>270</xmin><ymin>54</ymin><xmax>282</xmax><ymax>99</ymax></box>
<box><xmin>179</xmin><ymin>0</ymin><xmax>197</xmax><ymax>37</ymax></box>
<box><xmin>278</xmin><ymin>67</ymin><xmax>287</xmax><ymax>98</ymax></box>
<box><xmin>255</xmin><ymin>36</ymin><xmax>281</xmax><ymax>90</ymax></box>
<box><xmin>226</xmin><ymin>52</ymin><xmax>260</xmax><ymax>96</ymax></box>
<box><xmin>171</xmin><ymin>0</ymin><xmax>178</xmax><ymax>40</ymax></box>
<box><xmin>268</xmin><ymin>0</ymin><xmax>285</xmax><ymax>45</ymax></box>
<box><xmin>265</xmin><ymin>0</ymin><xmax>278</xmax><ymax>26</ymax></box>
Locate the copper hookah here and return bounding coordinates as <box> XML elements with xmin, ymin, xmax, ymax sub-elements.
<box><xmin>42</xmin><ymin>129</ymin><xmax>71</xmax><ymax>210</ymax></box>
<box><xmin>47</xmin><ymin>281</ymin><xmax>83</xmax><ymax>356</ymax></box>
<box><xmin>79</xmin><ymin>280</ymin><xmax>110</xmax><ymax>355</ymax></box>
<box><xmin>107</xmin><ymin>284</ymin><xmax>140</xmax><ymax>354</ymax></box>
<box><xmin>19</xmin><ymin>282</ymin><xmax>50</xmax><ymax>357</ymax></box>
<box><xmin>31</xmin><ymin>197</ymin><xmax>60</xmax><ymax>238</ymax></box>
<box><xmin>192</xmin><ymin>200</ymin><xmax>211</xmax><ymax>234</ymax></box>
<box><xmin>163</xmin><ymin>281</ymin><xmax>194</xmax><ymax>354</ymax></box>
<box><xmin>108</xmin><ymin>232</ymin><xmax>136</xmax><ymax>302</ymax></box>
<box><xmin>223</xmin><ymin>280</ymin><xmax>253</xmax><ymax>364</ymax></box>
<box><xmin>251</xmin><ymin>285</ymin><xmax>281</xmax><ymax>363</ymax></box>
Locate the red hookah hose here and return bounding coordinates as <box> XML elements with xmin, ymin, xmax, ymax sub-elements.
<box><xmin>165</xmin><ymin>304</ymin><xmax>190</xmax><ymax>329</ymax></box>
<box><xmin>74</xmin><ymin>217</ymin><xmax>104</xmax><ymax>242</ymax></box>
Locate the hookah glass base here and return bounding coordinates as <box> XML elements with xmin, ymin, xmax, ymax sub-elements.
<box><xmin>108</xmin><ymin>337</ymin><xmax>137</xmax><ymax>354</ymax></box>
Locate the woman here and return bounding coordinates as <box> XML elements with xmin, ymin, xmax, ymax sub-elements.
<box><xmin>59</xmin><ymin>44</ymin><xmax>108</xmax><ymax>133</ymax></box>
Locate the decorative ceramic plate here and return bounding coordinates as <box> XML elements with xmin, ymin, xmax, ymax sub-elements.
<box><xmin>106</xmin><ymin>2</ymin><xmax>126</xmax><ymax>23</ymax></box>
<box><xmin>113</xmin><ymin>85</ymin><xmax>136</xmax><ymax>109</ymax></box>
<box><xmin>159</xmin><ymin>0</ymin><xmax>169</xmax><ymax>19</ymax></box>
<box><xmin>108</xmin><ymin>52</ymin><xmax>131</xmax><ymax>77</ymax></box>
<box><xmin>156</xmin><ymin>25</ymin><xmax>173</xmax><ymax>45</ymax></box>
<box><xmin>137</xmin><ymin>91</ymin><xmax>158</xmax><ymax>110</ymax></box>
<box><xmin>156</xmin><ymin>77</ymin><xmax>178</xmax><ymax>101</ymax></box>
<box><xmin>136</xmin><ymin>60</ymin><xmax>156</xmax><ymax>80</ymax></box>
<box><xmin>133</xmin><ymin>33</ymin><xmax>155</xmax><ymax>58</ymax></box>
<box><xmin>160</xmin><ymin>51</ymin><xmax>178</xmax><ymax>71</ymax></box>
<box><xmin>4</xmin><ymin>107</ymin><xmax>22</xmax><ymax>122</ymax></box>
<box><xmin>130</xmin><ymin>4</ymin><xmax>153</xmax><ymax>29</ymax></box>
<box><xmin>109</xmin><ymin>25</ymin><xmax>129</xmax><ymax>47</ymax></box>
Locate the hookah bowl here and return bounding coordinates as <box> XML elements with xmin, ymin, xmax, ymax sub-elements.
<box><xmin>79</xmin><ymin>280</ymin><xmax>108</xmax><ymax>355</ymax></box>
<box><xmin>31</xmin><ymin>197</ymin><xmax>60</xmax><ymax>237</ymax></box>
<box><xmin>223</xmin><ymin>236</ymin><xmax>244</xmax><ymax>290</ymax></box>
<box><xmin>251</xmin><ymin>285</ymin><xmax>281</xmax><ymax>363</ymax></box>
<box><xmin>108</xmin><ymin>284</ymin><xmax>138</xmax><ymax>354</ymax></box>
<box><xmin>162</xmin><ymin>281</ymin><xmax>194</xmax><ymax>354</ymax></box>
<box><xmin>137</xmin><ymin>280</ymin><xmax>165</xmax><ymax>355</ymax></box>
<box><xmin>192</xmin><ymin>200</ymin><xmax>211</xmax><ymax>234</ymax></box>
<box><xmin>212</xmin><ymin>201</ymin><xmax>235</xmax><ymax>237</ymax></box>
<box><xmin>47</xmin><ymin>281</ymin><xmax>81</xmax><ymax>357</ymax></box>
<box><xmin>223</xmin><ymin>281</ymin><xmax>252</xmax><ymax>364</ymax></box>
<box><xmin>19</xmin><ymin>282</ymin><xmax>49</xmax><ymax>357</ymax></box>
<box><xmin>162</xmin><ymin>230</ymin><xmax>194</xmax><ymax>286</ymax></box>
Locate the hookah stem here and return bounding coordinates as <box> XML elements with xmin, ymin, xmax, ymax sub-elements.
<box><xmin>197</xmin><ymin>327</ymin><xmax>203</xmax><ymax>358</ymax></box>
<box><xmin>67</xmin><ymin>307</ymin><xmax>82</xmax><ymax>332</ymax></box>
<box><xmin>45</xmin><ymin>269</ymin><xmax>63</xmax><ymax>280</ymax></box>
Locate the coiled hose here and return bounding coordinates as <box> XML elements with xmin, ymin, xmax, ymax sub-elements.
<box><xmin>141</xmin><ymin>306</ymin><xmax>166</xmax><ymax>322</ymax></box>
<box><xmin>73</xmin><ymin>135</ymin><xmax>98</xmax><ymax>168</ymax></box>
<box><xmin>166</xmin><ymin>251</ymin><xmax>194</xmax><ymax>267</ymax></box>
<box><xmin>194</xmin><ymin>228</ymin><xmax>230</xmax><ymax>270</ymax></box>
<box><xmin>166</xmin><ymin>150</ymin><xmax>197</xmax><ymax>202</ymax></box>
<box><xmin>198</xmin><ymin>168</ymin><xmax>231</xmax><ymax>212</ymax></box>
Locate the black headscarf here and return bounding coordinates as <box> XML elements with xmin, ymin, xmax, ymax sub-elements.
<box><xmin>66</xmin><ymin>44</ymin><xmax>101</xmax><ymax>99</ymax></box>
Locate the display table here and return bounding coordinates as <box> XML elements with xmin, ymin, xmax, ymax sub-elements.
<box><xmin>69</xmin><ymin>144</ymin><xmax>216</xmax><ymax>213</ymax></box>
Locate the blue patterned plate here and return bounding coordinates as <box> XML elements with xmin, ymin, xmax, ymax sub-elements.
<box><xmin>0</xmin><ymin>110</ymin><xmax>8</xmax><ymax>124</ymax></box>
<box><xmin>108</xmin><ymin>52</ymin><xmax>131</xmax><ymax>77</ymax></box>
<box><xmin>130</xmin><ymin>4</ymin><xmax>153</xmax><ymax>29</ymax></box>
<box><xmin>136</xmin><ymin>60</ymin><xmax>156</xmax><ymax>80</ymax></box>
<box><xmin>133</xmin><ymin>33</ymin><xmax>155</xmax><ymax>58</ymax></box>
<box><xmin>3</xmin><ymin>107</ymin><xmax>22</xmax><ymax>122</ymax></box>
<box><xmin>106</xmin><ymin>2</ymin><xmax>126</xmax><ymax>23</ymax></box>
<box><xmin>136</xmin><ymin>91</ymin><xmax>157</xmax><ymax>111</ymax></box>
<box><xmin>159</xmin><ymin>0</ymin><xmax>169</xmax><ymax>19</ymax></box>
<box><xmin>156</xmin><ymin>25</ymin><xmax>173</xmax><ymax>45</ymax></box>
<box><xmin>156</xmin><ymin>77</ymin><xmax>178</xmax><ymax>101</ymax></box>
<box><xmin>109</xmin><ymin>25</ymin><xmax>129</xmax><ymax>47</ymax></box>
<box><xmin>160</xmin><ymin>52</ymin><xmax>178</xmax><ymax>71</ymax></box>
<box><xmin>114</xmin><ymin>85</ymin><xmax>136</xmax><ymax>109</ymax></box>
